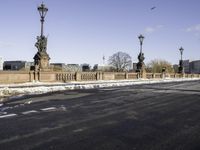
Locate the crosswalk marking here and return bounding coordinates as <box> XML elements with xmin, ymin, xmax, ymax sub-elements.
<box><xmin>21</xmin><ymin>110</ymin><xmax>38</xmax><ymax>115</ymax></box>
<box><xmin>0</xmin><ymin>114</ymin><xmax>17</xmax><ymax>118</ymax></box>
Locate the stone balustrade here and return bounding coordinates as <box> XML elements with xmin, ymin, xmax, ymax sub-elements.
<box><xmin>0</xmin><ymin>70</ymin><xmax>200</xmax><ymax>83</ymax></box>
<box><xmin>56</xmin><ymin>72</ymin><xmax>76</xmax><ymax>82</ymax></box>
<box><xmin>81</xmin><ymin>72</ymin><xmax>97</xmax><ymax>81</ymax></box>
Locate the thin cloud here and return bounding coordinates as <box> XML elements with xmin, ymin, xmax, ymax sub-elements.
<box><xmin>145</xmin><ymin>27</ymin><xmax>155</xmax><ymax>33</ymax></box>
<box><xmin>185</xmin><ymin>24</ymin><xmax>200</xmax><ymax>37</ymax></box>
<box><xmin>0</xmin><ymin>41</ymin><xmax>14</xmax><ymax>48</ymax></box>
<box><xmin>144</xmin><ymin>25</ymin><xmax>164</xmax><ymax>34</ymax></box>
<box><xmin>186</xmin><ymin>24</ymin><xmax>200</xmax><ymax>32</ymax></box>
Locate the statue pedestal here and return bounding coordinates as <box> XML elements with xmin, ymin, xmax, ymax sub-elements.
<box><xmin>33</xmin><ymin>51</ymin><xmax>50</xmax><ymax>71</ymax></box>
<box><xmin>136</xmin><ymin>62</ymin><xmax>146</xmax><ymax>78</ymax></box>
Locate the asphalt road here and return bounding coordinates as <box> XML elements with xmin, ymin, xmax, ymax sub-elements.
<box><xmin>0</xmin><ymin>81</ymin><xmax>200</xmax><ymax>150</ymax></box>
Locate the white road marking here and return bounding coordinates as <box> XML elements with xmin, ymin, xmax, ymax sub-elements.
<box><xmin>73</xmin><ymin>127</ymin><xmax>87</xmax><ymax>133</ymax></box>
<box><xmin>41</xmin><ymin>107</ymin><xmax>57</xmax><ymax>111</ymax></box>
<box><xmin>0</xmin><ymin>114</ymin><xmax>17</xmax><ymax>118</ymax></box>
<box><xmin>21</xmin><ymin>110</ymin><xmax>38</xmax><ymax>115</ymax></box>
<box><xmin>100</xmin><ymin>88</ymin><xmax>118</xmax><ymax>91</ymax></box>
<box><xmin>0</xmin><ymin>106</ymin><xmax>67</xmax><ymax>119</ymax></box>
<box><xmin>24</xmin><ymin>101</ymin><xmax>32</xmax><ymax>104</ymax></box>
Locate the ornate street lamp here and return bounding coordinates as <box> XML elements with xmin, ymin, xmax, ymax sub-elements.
<box><xmin>38</xmin><ymin>3</ymin><xmax>48</xmax><ymax>37</ymax></box>
<box><xmin>136</xmin><ymin>34</ymin><xmax>145</xmax><ymax>73</ymax></box>
<box><xmin>178</xmin><ymin>47</ymin><xmax>184</xmax><ymax>74</ymax></box>
<box><xmin>138</xmin><ymin>34</ymin><xmax>144</xmax><ymax>53</ymax></box>
<box><xmin>33</xmin><ymin>3</ymin><xmax>50</xmax><ymax>70</ymax></box>
<box><xmin>179</xmin><ymin>47</ymin><xmax>184</xmax><ymax>61</ymax></box>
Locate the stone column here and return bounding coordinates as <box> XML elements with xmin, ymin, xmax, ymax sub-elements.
<box><xmin>76</xmin><ymin>72</ymin><xmax>81</xmax><ymax>81</ymax></box>
<box><xmin>97</xmin><ymin>72</ymin><xmax>103</xmax><ymax>80</ymax></box>
<box><xmin>125</xmin><ymin>72</ymin><xmax>128</xmax><ymax>79</ymax></box>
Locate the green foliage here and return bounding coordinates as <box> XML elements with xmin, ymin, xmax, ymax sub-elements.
<box><xmin>147</xmin><ymin>59</ymin><xmax>174</xmax><ymax>73</ymax></box>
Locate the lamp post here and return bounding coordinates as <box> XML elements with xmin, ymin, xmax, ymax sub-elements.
<box><xmin>33</xmin><ymin>3</ymin><xmax>50</xmax><ymax>71</ymax></box>
<box><xmin>179</xmin><ymin>47</ymin><xmax>184</xmax><ymax>61</ymax></box>
<box><xmin>136</xmin><ymin>34</ymin><xmax>145</xmax><ymax>73</ymax></box>
<box><xmin>138</xmin><ymin>34</ymin><xmax>144</xmax><ymax>54</ymax></box>
<box><xmin>38</xmin><ymin>3</ymin><xmax>48</xmax><ymax>37</ymax></box>
<box><xmin>178</xmin><ymin>47</ymin><xmax>184</xmax><ymax>74</ymax></box>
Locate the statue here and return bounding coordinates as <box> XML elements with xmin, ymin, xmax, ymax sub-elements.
<box><xmin>35</xmin><ymin>36</ymin><xmax>47</xmax><ymax>52</ymax></box>
<box><xmin>33</xmin><ymin>35</ymin><xmax>50</xmax><ymax>70</ymax></box>
<box><xmin>136</xmin><ymin>52</ymin><xmax>145</xmax><ymax>71</ymax></box>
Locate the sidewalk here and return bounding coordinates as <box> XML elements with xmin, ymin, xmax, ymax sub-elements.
<box><xmin>0</xmin><ymin>78</ymin><xmax>200</xmax><ymax>100</ymax></box>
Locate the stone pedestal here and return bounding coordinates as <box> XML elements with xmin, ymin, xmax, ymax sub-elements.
<box><xmin>141</xmin><ymin>65</ymin><xmax>146</xmax><ymax>78</ymax></box>
<box><xmin>136</xmin><ymin>62</ymin><xmax>146</xmax><ymax>78</ymax></box>
<box><xmin>34</xmin><ymin>51</ymin><xmax>50</xmax><ymax>71</ymax></box>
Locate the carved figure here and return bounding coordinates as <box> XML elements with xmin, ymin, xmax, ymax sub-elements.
<box><xmin>35</xmin><ymin>36</ymin><xmax>47</xmax><ymax>52</ymax></box>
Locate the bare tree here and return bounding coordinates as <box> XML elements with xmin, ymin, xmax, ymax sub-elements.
<box><xmin>146</xmin><ymin>59</ymin><xmax>174</xmax><ymax>73</ymax></box>
<box><xmin>108</xmin><ymin>51</ymin><xmax>132</xmax><ymax>72</ymax></box>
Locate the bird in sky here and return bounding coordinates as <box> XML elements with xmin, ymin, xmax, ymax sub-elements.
<box><xmin>150</xmin><ymin>6</ymin><xmax>156</xmax><ymax>10</ymax></box>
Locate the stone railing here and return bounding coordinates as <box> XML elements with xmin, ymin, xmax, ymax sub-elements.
<box><xmin>81</xmin><ymin>72</ymin><xmax>97</xmax><ymax>81</ymax></box>
<box><xmin>128</xmin><ymin>73</ymin><xmax>138</xmax><ymax>79</ymax></box>
<box><xmin>115</xmin><ymin>73</ymin><xmax>127</xmax><ymax>80</ymax></box>
<box><xmin>0</xmin><ymin>71</ymin><xmax>200</xmax><ymax>83</ymax></box>
<box><xmin>55</xmin><ymin>72</ymin><xmax>200</xmax><ymax>82</ymax></box>
<box><xmin>56</xmin><ymin>72</ymin><xmax>76</xmax><ymax>82</ymax></box>
<box><xmin>146</xmin><ymin>73</ymin><xmax>154</xmax><ymax>79</ymax></box>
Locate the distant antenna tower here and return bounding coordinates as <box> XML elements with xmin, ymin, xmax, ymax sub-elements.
<box><xmin>103</xmin><ymin>55</ymin><xmax>105</xmax><ymax>65</ymax></box>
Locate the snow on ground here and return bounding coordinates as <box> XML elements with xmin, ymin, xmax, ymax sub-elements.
<box><xmin>0</xmin><ymin>78</ymin><xmax>200</xmax><ymax>100</ymax></box>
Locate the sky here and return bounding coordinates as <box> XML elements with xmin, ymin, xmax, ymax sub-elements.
<box><xmin>0</xmin><ymin>0</ymin><xmax>200</xmax><ymax>66</ymax></box>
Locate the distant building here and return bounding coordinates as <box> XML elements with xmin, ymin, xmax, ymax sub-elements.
<box><xmin>173</xmin><ymin>64</ymin><xmax>179</xmax><ymax>73</ymax></box>
<box><xmin>50</xmin><ymin>63</ymin><xmax>66</xmax><ymax>71</ymax></box>
<box><xmin>174</xmin><ymin>60</ymin><xmax>200</xmax><ymax>74</ymax></box>
<box><xmin>3</xmin><ymin>61</ymin><xmax>34</xmax><ymax>71</ymax></box>
<box><xmin>0</xmin><ymin>57</ymin><xmax>3</xmax><ymax>70</ymax></box>
<box><xmin>93</xmin><ymin>64</ymin><xmax>115</xmax><ymax>71</ymax></box>
<box><xmin>25</xmin><ymin>62</ymin><xmax>34</xmax><ymax>70</ymax></box>
<box><xmin>81</xmin><ymin>64</ymin><xmax>90</xmax><ymax>72</ymax></box>
<box><xmin>65</xmin><ymin>64</ymin><xmax>82</xmax><ymax>72</ymax></box>
<box><xmin>50</xmin><ymin>63</ymin><xmax>82</xmax><ymax>72</ymax></box>
<box><xmin>190</xmin><ymin>60</ymin><xmax>200</xmax><ymax>74</ymax></box>
<box><xmin>183</xmin><ymin>60</ymin><xmax>190</xmax><ymax>73</ymax></box>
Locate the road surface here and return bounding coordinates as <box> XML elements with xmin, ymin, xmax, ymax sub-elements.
<box><xmin>0</xmin><ymin>81</ymin><xmax>200</xmax><ymax>150</ymax></box>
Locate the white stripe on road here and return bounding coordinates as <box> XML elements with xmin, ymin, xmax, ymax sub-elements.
<box><xmin>0</xmin><ymin>106</ymin><xmax>63</xmax><ymax>119</ymax></box>
<box><xmin>21</xmin><ymin>110</ymin><xmax>38</xmax><ymax>115</ymax></box>
<box><xmin>0</xmin><ymin>114</ymin><xmax>17</xmax><ymax>118</ymax></box>
<box><xmin>41</xmin><ymin>107</ymin><xmax>56</xmax><ymax>111</ymax></box>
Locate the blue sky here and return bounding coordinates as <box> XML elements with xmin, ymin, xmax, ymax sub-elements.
<box><xmin>0</xmin><ymin>0</ymin><xmax>200</xmax><ymax>66</ymax></box>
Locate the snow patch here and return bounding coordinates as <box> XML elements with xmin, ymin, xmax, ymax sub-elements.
<box><xmin>0</xmin><ymin>78</ymin><xmax>199</xmax><ymax>100</ymax></box>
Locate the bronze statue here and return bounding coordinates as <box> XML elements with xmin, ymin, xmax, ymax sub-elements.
<box><xmin>35</xmin><ymin>36</ymin><xmax>47</xmax><ymax>52</ymax></box>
